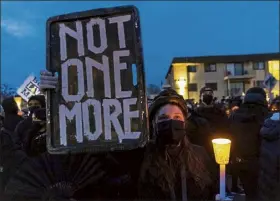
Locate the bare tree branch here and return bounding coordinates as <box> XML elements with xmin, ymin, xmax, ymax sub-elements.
<box><xmin>1</xmin><ymin>84</ymin><xmax>17</xmax><ymax>101</ymax></box>
<box><xmin>147</xmin><ymin>84</ymin><xmax>161</xmax><ymax>96</ymax></box>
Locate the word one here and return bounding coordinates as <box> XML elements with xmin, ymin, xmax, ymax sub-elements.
<box><xmin>58</xmin><ymin>14</ymin><xmax>141</xmax><ymax>146</ymax></box>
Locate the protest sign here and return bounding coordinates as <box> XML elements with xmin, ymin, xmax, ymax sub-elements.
<box><xmin>46</xmin><ymin>6</ymin><xmax>148</xmax><ymax>154</ymax></box>
<box><xmin>17</xmin><ymin>75</ymin><xmax>41</xmax><ymax>101</ymax></box>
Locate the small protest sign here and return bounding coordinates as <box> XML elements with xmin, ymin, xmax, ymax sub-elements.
<box><xmin>46</xmin><ymin>6</ymin><xmax>148</xmax><ymax>154</ymax></box>
<box><xmin>17</xmin><ymin>75</ymin><xmax>41</xmax><ymax>101</ymax></box>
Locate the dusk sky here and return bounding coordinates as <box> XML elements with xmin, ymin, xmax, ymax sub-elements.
<box><xmin>1</xmin><ymin>1</ymin><xmax>279</xmax><ymax>89</ymax></box>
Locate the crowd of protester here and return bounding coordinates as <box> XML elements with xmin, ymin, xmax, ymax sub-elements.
<box><xmin>0</xmin><ymin>71</ymin><xmax>280</xmax><ymax>201</ymax></box>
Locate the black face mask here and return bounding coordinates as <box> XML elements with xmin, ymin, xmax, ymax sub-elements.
<box><xmin>29</xmin><ymin>106</ymin><xmax>41</xmax><ymax>115</ymax></box>
<box><xmin>156</xmin><ymin>119</ymin><xmax>186</xmax><ymax>146</ymax></box>
<box><xmin>202</xmin><ymin>95</ymin><xmax>213</xmax><ymax>105</ymax></box>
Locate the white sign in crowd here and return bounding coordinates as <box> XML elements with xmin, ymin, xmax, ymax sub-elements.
<box><xmin>17</xmin><ymin>75</ymin><xmax>41</xmax><ymax>101</ymax></box>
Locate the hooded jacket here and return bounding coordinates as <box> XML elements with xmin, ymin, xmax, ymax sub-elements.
<box><xmin>1</xmin><ymin>98</ymin><xmax>23</xmax><ymax>146</ymax></box>
<box><xmin>230</xmin><ymin>104</ymin><xmax>267</xmax><ymax>159</ymax></box>
<box><xmin>1</xmin><ymin>97</ymin><xmax>23</xmax><ymax>133</ymax></box>
<box><xmin>15</xmin><ymin>95</ymin><xmax>46</xmax><ymax>145</ymax></box>
<box><xmin>258</xmin><ymin>115</ymin><xmax>280</xmax><ymax>201</ymax></box>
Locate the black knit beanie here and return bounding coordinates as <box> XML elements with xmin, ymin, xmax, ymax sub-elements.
<box><xmin>148</xmin><ymin>89</ymin><xmax>188</xmax><ymax>139</ymax></box>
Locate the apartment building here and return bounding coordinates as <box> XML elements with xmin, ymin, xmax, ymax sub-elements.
<box><xmin>165</xmin><ymin>53</ymin><xmax>280</xmax><ymax>101</ymax></box>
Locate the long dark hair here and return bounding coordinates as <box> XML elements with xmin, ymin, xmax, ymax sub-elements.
<box><xmin>139</xmin><ymin>137</ymin><xmax>212</xmax><ymax>193</ymax></box>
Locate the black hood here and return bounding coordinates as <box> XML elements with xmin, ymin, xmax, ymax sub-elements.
<box><xmin>2</xmin><ymin>97</ymin><xmax>18</xmax><ymax>115</ymax></box>
<box><xmin>243</xmin><ymin>93</ymin><xmax>267</xmax><ymax>106</ymax></box>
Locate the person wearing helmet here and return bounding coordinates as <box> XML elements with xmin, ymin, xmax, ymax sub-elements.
<box><xmin>138</xmin><ymin>89</ymin><xmax>217</xmax><ymax>201</ymax></box>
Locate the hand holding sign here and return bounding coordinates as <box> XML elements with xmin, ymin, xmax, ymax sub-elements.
<box><xmin>46</xmin><ymin>6</ymin><xmax>148</xmax><ymax>154</ymax></box>
<box><xmin>40</xmin><ymin>70</ymin><xmax>58</xmax><ymax>91</ymax></box>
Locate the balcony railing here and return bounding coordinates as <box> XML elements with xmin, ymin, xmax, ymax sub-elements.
<box><xmin>225</xmin><ymin>70</ymin><xmax>248</xmax><ymax>76</ymax></box>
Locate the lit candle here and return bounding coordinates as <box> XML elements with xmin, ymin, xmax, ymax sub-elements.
<box><xmin>212</xmin><ymin>138</ymin><xmax>231</xmax><ymax>201</ymax></box>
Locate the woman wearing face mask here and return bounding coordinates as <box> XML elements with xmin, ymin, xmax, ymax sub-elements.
<box><xmin>138</xmin><ymin>89</ymin><xmax>218</xmax><ymax>201</ymax></box>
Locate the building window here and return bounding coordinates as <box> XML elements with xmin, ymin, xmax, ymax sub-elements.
<box><xmin>256</xmin><ymin>80</ymin><xmax>264</xmax><ymax>88</ymax></box>
<box><xmin>187</xmin><ymin>65</ymin><xmax>197</xmax><ymax>72</ymax></box>
<box><xmin>229</xmin><ymin>82</ymin><xmax>244</xmax><ymax>96</ymax></box>
<box><xmin>253</xmin><ymin>62</ymin><xmax>265</xmax><ymax>70</ymax></box>
<box><xmin>205</xmin><ymin>83</ymin><xmax>218</xmax><ymax>91</ymax></box>
<box><xmin>204</xmin><ymin>64</ymin><xmax>216</xmax><ymax>72</ymax></box>
<box><xmin>226</xmin><ymin>63</ymin><xmax>244</xmax><ymax>76</ymax></box>
<box><xmin>188</xmin><ymin>83</ymin><xmax>197</xmax><ymax>92</ymax></box>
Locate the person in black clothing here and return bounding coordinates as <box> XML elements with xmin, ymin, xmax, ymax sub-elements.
<box><xmin>4</xmin><ymin>70</ymin><xmax>145</xmax><ymax>201</ymax></box>
<box><xmin>0</xmin><ymin>97</ymin><xmax>26</xmax><ymax>194</ymax></box>
<box><xmin>195</xmin><ymin>87</ymin><xmax>231</xmax><ymax>157</ymax></box>
<box><xmin>15</xmin><ymin>95</ymin><xmax>46</xmax><ymax>146</ymax></box>
<box><xmin>1</xmin><ymin>97</ymin><xmax>23</xmax><ymax>142</ymax></box>
<box><xmin>139</xmin><ymin>89</ymin><xmax>218</xmax><ymax>201</ymax></box>
<box><xmin>227</xmin><ymin>96</ymin><xmax>243</xmax><ymax>193</ymax></box>
<box><xmin>230</xmin><ymin>87</ymin><xmax>268</xmax><ymax>201</ymax></box>
<box><xmin>186</xmin><ymin>107</ymin><xmax>212</xmax><ymax>152</ymax></box>
<box><xmin>23</xmin><ymin>108</ymin><xmax>47</xmax><ymax>156</ymax></box>
<box><xmin>258</xmin><ymin>111</ymin><xmax>280</xmax><ymax>201</ymax></box>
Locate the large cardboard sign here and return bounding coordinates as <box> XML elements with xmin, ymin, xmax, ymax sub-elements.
<box><xmin>17</xmin><ymin>75</ymin><xmax>41</xmax><ymax>101</ymax></box>
<box><xmin>46</xmin><ymin>6</ymin><xmax>148</xmax><ymax>153</ymax></box>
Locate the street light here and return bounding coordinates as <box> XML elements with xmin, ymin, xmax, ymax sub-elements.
<box><xmin>212</xmin><ymin>138</ymin><xmax>231</xmax><ymax>201</ymax></box>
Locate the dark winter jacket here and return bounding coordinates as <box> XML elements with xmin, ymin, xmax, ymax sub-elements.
<box><xmin>258</xmin><ymin>118</ymin><xmax>280</xmax><ymax>201</ymax></box>
<box><xmin>0</xmin><ymin>128</ymin><xmax>27</xmax><ymax>194</ymax></box>
<box><xmin>195</xmin><ymin>105</ymin><xmax>230</xmax><ymax>141</ymax></box>
<box><xmin>187</xmin><ymin>111</ymin><xmax>213</xmax><ymax>155</ymax></box>
<box><xmin>74</xmin><ymin>148</ymin><xmax>145</xmax><ymax>200</ymax></box>
<box><xmin>1</xmin><ymin>97</ymin><xmax>23</xmax><ymax>143</ymax></box>
<box><xmin>14</xmin><ymin>117</ymin><xmax>32</xmax><ymax>146</ymax></box>
<box><xmin>230</xmin><ymin>104</ymin><xmax>268</xmax><ymax>160</ymax></box>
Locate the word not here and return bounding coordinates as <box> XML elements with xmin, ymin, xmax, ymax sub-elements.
<box><xmin>59</xmin><ymin>15</ymin><xmax>131</xmax><ymax>61</ymax></box>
